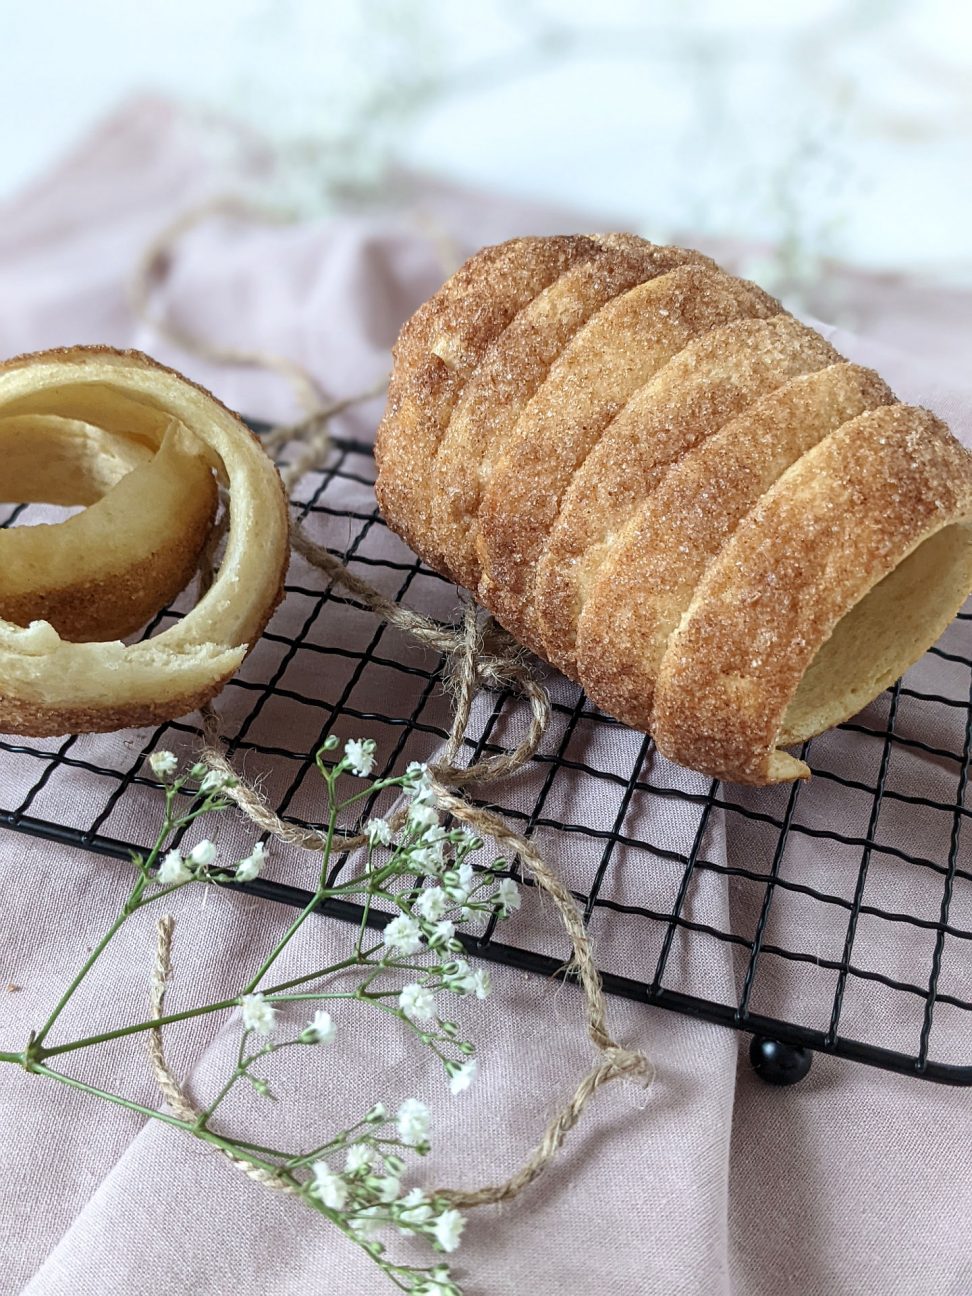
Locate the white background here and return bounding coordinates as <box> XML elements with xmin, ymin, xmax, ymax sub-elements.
<box><xmin>1</xmin><ymin>0</ymin><xmax>969</xmax><ymax>280</ymax></box>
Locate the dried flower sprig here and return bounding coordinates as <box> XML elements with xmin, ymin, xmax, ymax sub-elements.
<box><xmin>0</xmin><ymin>737</ymin><xmax>521</xmax><ymax>1294</ymax></box>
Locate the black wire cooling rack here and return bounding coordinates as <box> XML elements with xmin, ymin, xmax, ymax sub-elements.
<box><xmin>3</xmin><ymin>428</ymin><xmax>972</xmax><ymax>1086</ymax></box>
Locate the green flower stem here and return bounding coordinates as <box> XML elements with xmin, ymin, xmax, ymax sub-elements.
<box><xmin>197</xmin><ymin>1036</ymin><xmax>305</xmax><ymax>1128</ymax></box>
<box><xmin>27</xmin><ymin>949</ymin><xmax>386</xmax><ymax>1062</ymax></box>
<box><xmin>284</xmin><ymin>1120</ymin><xmax>368</xmax><ymax>1170</ymax></box>
<box><xmin>369</xmin><ymin>999</ymin><xmax>451</xmax><ymax>1063</ymax></box>
<box><xmin>356</xmin><ymin>855</ymin><xmax>375</xmax><ymax>957</ymax></box>
<box><xmin>258</xmin><ymin>946</ymin><xmax>383</xmax><ymax>995</ymax></box>
<box><xmin>267</xmin><ymin>991</ymin><xmax>369</xmax><ymax>1003</ymax></box>
<box><xmin>240</xmin><ymin>889</ymin><xmax>325</xmax><ymax>996</ymax></box>
<box><xmin>35</xmin><ymin>993</ymin><xmax>246</xmax><ymax>1059</ymax></box>
<box><xmin>196</xmin><ymin>1051</ymin><xmax>250</xmax><ymax>1128</ymax></box>
<box><xmin>334</xmin><ymin>776</ymin><xmax>407</xmax><ymax>811</ymax></box>
<box><xmin>134</xmin><ymin>878</ymin><xmax>194</xmax><ymax>909</ymax></box>
<box><xmin>240</xmin><ymin>794</ymin><xmax>339</xmax><ymax>995</ymax></box>
<box><xmin>28</xmin><ymin>787</ymin><xmax>197</xmax><ymax>1050</ymax></box>
<box><xmin>26</xmin><ymin>1063</ymin><xmax>287</xmax><ymax>1170</ymax></box>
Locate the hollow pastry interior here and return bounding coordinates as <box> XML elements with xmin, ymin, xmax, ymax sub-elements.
<box><xmin>781</xmin><ymin>522</ymin><xmax>972</xmax><ymax>746</ymax></box>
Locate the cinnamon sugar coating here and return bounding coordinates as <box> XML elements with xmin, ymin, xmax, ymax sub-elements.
<box><xmin>429</xmin><ymin>236</ymin><xmax>713</xmax><ymax>591</ymax></box>
<box><xmin>537</xmin><ymin>315</ymin><xmax>840</xmax><ymax>676</ymax></box>
<box><xmin>577</xmin><ymin>362</ymin><xmax>895</xmax><ymax>729</ymax></box>
<box><xmin>477</xmin><ymin>264</ymin><xmax>780</xmax><ymax>649</ymax></box>
<box><xmin>374</xmin><ymin>235</ymin><xmax>601</xmax><ymax>573</ymax></box>
<box><xmin>374</xmin><ymin>235</ymin><xmax>972</xmax><ymax>785</ymax></box>
<box><xmin>652</xmin><ymin>406</ymin><xmax>972</xmax><ymax>783</ymax></box>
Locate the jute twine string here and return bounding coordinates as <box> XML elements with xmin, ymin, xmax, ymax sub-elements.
<box><xmin>149</xmin><ymin>915</ymin><xmax>300</xmax><ymax>1195</ymax></box>
<box><xmin>135</xmin><ymin>202</ymin><xmax>652</xmax><ymax>1212</ymax></box>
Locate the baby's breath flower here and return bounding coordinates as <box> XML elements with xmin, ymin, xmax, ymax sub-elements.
<box><xmin>415</xmin><ymin>886</ymin><xmax>449</xmax><ymax>921</ymax></box>
<box><xmin>471</xmin><ymin>968</ymin><xmax>491</xmax><ymax>1000</ymax></box>
<box><xmin>442</xmin><ymin>862</ymin><xmax>476</xmax><ymax>902</ymax></box>
<box><xmin>199</xmin><ymin>769</ymin><xmax>227</xmax><ymax>794</ymax></box>
<box><xmin>366</xmin><ymin>817</ymin><xmax>393</xmax><ymax>847</ymax></box>
<box><xmin>350</xmin><ymin>1205</ymin><xmax>383</xmax><ymax>1238</ymax></box>
<box><xmin>432</xmin><ymin>1207</ymin><xmax>466</xmax><ymax>1253</ymax></box>
<box><xmin>399</xmin><ymin>983</ymin><xmax>436</xmax><ymax>1022</ymax></box>
<box><xmin>447</xmin><ymin>1058</ymin><xmax>477</xmax><ymax>1095</ymax></box>
<box><xmin>396</xmin><ymin>1098</ymin><xmax>430</xmax><ymax>1147</ymax></box>
<box><xmin>427</xmin><ymin>919</ymin><xmax>456</xmax><ymax>948</ymax></box>
<box><xmin>310</xmin><ymin>1162</ymin><xmax>348</xmax><ymax>1210</ymax></box>
<box><xmin>383</xmin><ymin>914</ymin><xmax>423</xmax><ymax>956</ymax></box>
<box><xmin>408</xmin><ymin>801</ymin><xmax>440</xmax><ymax>832</ymax></box>
<box><xmin>300</xmin><ymin>1008</ymin><xmax>337</xmax><ymax>1044</ymax></box>
<box><xmin>156</xmin><ymin>849</ymin><xmax>192</xmax><ymax>886</ymax></box>
<box><xmin>494</xmin><ymin>877</ymin><xmax>521</xmax><ymax>916</ymax></box>
<box><xmin>375</xmin><ymin>1174</ymin><xmax>401</xmax><ymax>1203</ymax></box>
<box><xmin>365</xmin><ymin>1102</ymin><xmax>386</xmax><ymax>1124</ymax></box>
<box><xmin>344</xmin><ymin>738</ymin><xmax>377</xmax><ymax>779</ymax></box>
<box><xmin>397</xmin><ymin>1187</ymin><xmax>433</xmax><ymax>1226</ymax></box>
<box><xmin>148</xmin><ymin>750</ymin><xmax>178</xmax><ymax>779</ymax></box>
<box><xmin>442</xmin><ymin>959</ymin><xmax>478</xmax><ymax>997</ymax></box>
<box><xmin>239</xmin><ymin>992</ymin><xmax>276</xmax><ymax>1036</ymax></box>
<box><xmin>235</xmin><ymin>842</ymin><xmax>266</xmax><ymax>883</ymax></box>
<box><xmin>411</xmin><ymin>842</ymin><xmax>445</xmax><ymax>874</ymax></box>
<box><xmin>188</xmin><ymin>839</ymin><xmax>217</xmax><ymax>869</ymax></box>
<box><xmin>344</xmin><ymin>1143</ymin><xmax>373</xmax><ymax>1174</ymax></box>
<box><xmin>404</xmin><ymin>761</ymin><xmax>433</xmax><ymax>796</ymax></box>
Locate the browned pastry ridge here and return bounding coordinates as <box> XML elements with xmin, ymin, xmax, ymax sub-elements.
<box><xmin>375</xmin><ymin>234</ymin><xmax>972</xmax><ymax>786</ymax></box>
<box><xmin>427</xmin><ymin>236</ymin><xmax>716</xmax><ymax>591</ymax></box>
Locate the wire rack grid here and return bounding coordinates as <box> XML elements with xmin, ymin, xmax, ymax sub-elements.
<box><xmin>3</xmin><ymin>426</ymin><xmax>972</xmax><ymax>1086</ymax></box>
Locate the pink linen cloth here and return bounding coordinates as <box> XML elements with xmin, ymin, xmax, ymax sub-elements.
<box><xmin>2</xmin><ymin>97</ymin><xmax>972</xmax><ymax>1296</ymax></box>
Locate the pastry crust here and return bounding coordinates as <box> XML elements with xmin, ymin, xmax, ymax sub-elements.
<box><xmin>374</xmin><ymin>235</ymin><xmax>603</xmax><ymax>573</ymax></box>
<box><xmin>428</xmin><ymin>236</ymin><xmax>714</xmax><ymax>591</ymax></box>
<box><xmin>536</xmin><ymin>315</ymin><xmax>841</xmax><ymax>676</ymax></box>
<box><xmin>651</xmin><ymin>405</ymin><xmax>972</xmax><ymax>784</ymax></box>
<box><xmin>477</xmin><ymin>264</ymin><xmax>780</xmax><ymax>650</ymax></box>
<box><xmin>0</xmin><ymin>346</ymin><xmax>289</xmax><ymax>737</ymax></box>
<box><xmin>577</xmin><ymin>362</ymin><xmax>896</xmax><ymax>729</ymax></box>
<box><xmin>375</xmin><ymin>235</ymin><xmax>972</xmax><ymax>785</ymax></box>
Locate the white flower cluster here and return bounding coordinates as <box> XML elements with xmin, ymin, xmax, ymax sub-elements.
<box><xmin>239</xmin><ymin>991</ymin><xmax>277</xmax><ymax>1036</ymax></box>
<box><xmin>308</xmin><ymin>1100</ymin><xmax>466</xmax><ymax>1258</ymax></box>
<box><xmin>146</xmin><ymin>750</ymin><xmax>238</xmax><ymax>798</ymax></box>
<box><xmin>154</xmin><ymin>837</ymin><xmax>267</xmax><ymax>888</ymax></box>
<box><xmin>239</xmin><ymin>999</ymin><xmax>340</xmax><ymax>1046</ymax></box>
<box><xmin>148</xmin><ymin>750</ymin><xmax>179</xmax><ymax>779</ymax></box>
<box><xmin>300</xmin><ymin>1008</ymin><xmax>337</xmax><ymax>1045</ymax></box>
<box><xmin>156</xmin><ymin>840</ymin><xmax>216</xmax><ymax>886</ymax></box>
<box><xmin>343</xmin><ymin>737</ymin><xmax>377</xmax><ymax>779</ymax></box>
